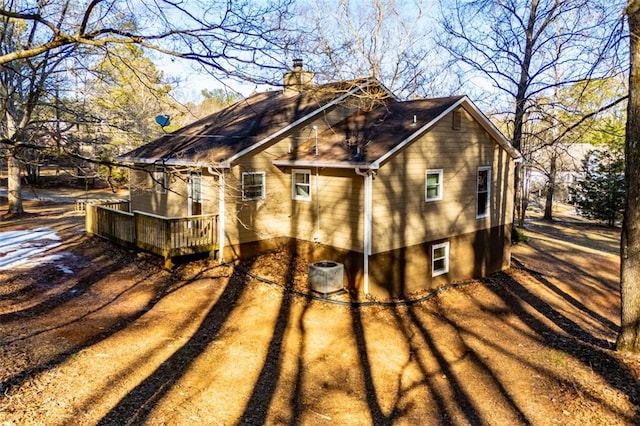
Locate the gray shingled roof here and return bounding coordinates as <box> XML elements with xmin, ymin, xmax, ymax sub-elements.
<box><xmin>119</xmin><ymin>78</ymin><xmax>519</xmax><ymax>169</ymax></box>
<box><xmin>277</xmin><ymin>96</ymin><xmax>465</xmax><ymax>166</ymax></box>
<box><xmin>118</xmin><ymin>79</ymin><xmax>385</xmax><ymax>166</ymax></box>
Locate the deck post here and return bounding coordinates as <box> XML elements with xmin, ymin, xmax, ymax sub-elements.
<box><xmin>209</xmin><ymin>216</ymin><xmax>217</xmax><ymax>259</ymax></box>
<box><xmin>85</xmin><ymin>204</ymin><xmax>96</xmax><ymax>236</ymax></box>
<box><xmin>163</xmin><ymin>219</ymin><xmax>173</xmax><ymax>270</ymax></box>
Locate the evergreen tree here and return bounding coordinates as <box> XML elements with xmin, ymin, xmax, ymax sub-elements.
<box><xmin>573</xmin><ymin>149</ymin><xmax>625</xmax><ymax>227</ymax></box>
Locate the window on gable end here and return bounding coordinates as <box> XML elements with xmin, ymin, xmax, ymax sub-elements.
<box><xmin>292</xmin><ymin>169</ymin><xmax>311</xmax><ymax>201</ymax></box>
<box><xmin>425</xmin><ymin>169</ymin><xmax>443</xmax><ymax>202</ymax></box>
<box><xmin>242</xmin><ymin>171</ymin><xmax>266</xmax><ymax>200</ymax></box>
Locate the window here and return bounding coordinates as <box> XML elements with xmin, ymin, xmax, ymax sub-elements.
<box><xmin>242</xmin><ymin>171</ymin><xmax>265</xmax><ymax>200</ymax></box>
<box><xmin>190</xmin><ymin>172</ymin><xmax>202</xmax><ymax>202</ymax></box>
<box><xmin>432</xmin><ymin>241</ymin><xmax>450</xmax><ymax>277</ymax></box>
<box><xmin>425</xmin><ymin>169</ymin><xmax>443</xmax><ymax>202</ymax></box>
<box><xmin>477</xmin><ymin>166</ymin><xmax>491</xmax><ymax>218</ymax></box>
<box><xmin>292</xmin><ymin>169</ymin><xmax>311</xmax><ymax>201</ymax></box>
<box><xmin>154</xmin><ymin>166</ymin><xmax>167</xmax><ymax>193</ymax></box>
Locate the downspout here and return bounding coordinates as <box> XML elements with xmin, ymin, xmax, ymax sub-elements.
<box><xmin>313</xmin><ymin>126</ymin><xmax>321</xmax><ymax>242</ymax></box>
<box><xmin>314</xmin><ymin>166</ymin><xmax>320</xmax><ymax>242</ymax></box>
<box><xmin>355</xmin><ymin>168</ymin><xmax>373</xmax><ymax>295</ymax></box>
<box><xmin>187</xmin><ymin>174</ymin><xmax>193</xmax><ymax>217</ymax></box>
<box><xmin>208</xmin><ymin>166</ymin><xmax>226</xmax><ymax>264</ymax></box>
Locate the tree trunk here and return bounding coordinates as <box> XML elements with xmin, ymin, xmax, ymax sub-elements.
<box><xmin>544</xmin><ymin>151</ymin><xmax>557</xmax><ymax>221</ymax></box>
<box><xmin>512</xmin><ymin>1</ymin><xmax>540</xmax><ymax>228</ymax></box>
<box><xmin>7</xmin><ymin>154</ymin><xmax>24</xmax><ymax>215</ymax></box>
<box><xmin>617</xmin><ymin>0</ymin><xmax>640</xmax><ymax>352</ymax></box>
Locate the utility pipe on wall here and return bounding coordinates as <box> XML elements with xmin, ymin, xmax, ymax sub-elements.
<box><xmin>313</xmin><ymin>125</ymin><xmax>321</xmax><ymax>242</ymax></box>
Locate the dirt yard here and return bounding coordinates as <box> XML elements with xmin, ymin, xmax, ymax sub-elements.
<box><xmin>0</xmin><ymin>196</ymin><xmax>639</xmax><ymax>425</ymax></box>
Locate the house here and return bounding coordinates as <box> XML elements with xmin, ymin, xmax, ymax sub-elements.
<box><xmin>526</xmin><ymin>142</ymin><xmax>598</xmax><ymax>204</ymax></box>
<box><xmin>113</xmin><ymin>61</ymin><xmax>522</xmax><ymax>298</ymax></box>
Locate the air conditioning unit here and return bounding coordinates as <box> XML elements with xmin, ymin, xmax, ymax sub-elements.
<box><xmin>308</xmin><ymin>261</ymin><xmax>344</xmax><ymax>294</ymax></box>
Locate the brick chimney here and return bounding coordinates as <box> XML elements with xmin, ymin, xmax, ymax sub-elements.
<box><xmin>283</xmin><ymin>59</ymin><xmax>314</xmax><ymax>94</ymax></box>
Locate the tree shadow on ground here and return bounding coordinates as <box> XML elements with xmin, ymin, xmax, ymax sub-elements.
<box><xmin>526</xmin><ymin>219</ymin><xmax>620</xmax><ymax>256</ymax></box>
<box><xmin>512</xmin><ymin>257</ymin><xmax>619</xmax><ymax>334</ymax></box>
<box><xmin>406</xmin><ymin>304</ymin><xmax>531</xmax><ymax>425</ymax></box>
<box><xmin>237</xmin><ymin>288</ymin><xmax>293</xmax><ymax>424</ymax></box>
<box><xmin>485</xmin><ymin>272</ymin><xmax>639</xmax><ymax>423</ymax></box>
<box><xmin>0</xmin><ymin>257</ymin><xmax>187</xmax><ymax>396</ymax></box>
<box><xmin>97</xmin><ymin>266</ymin><xmax>249</xmax><ymax>425</ymax></box>
<box><xmin>350</xmin><ymin>305</ymin><xmax>389</xmax><ymax>424</ymax></box>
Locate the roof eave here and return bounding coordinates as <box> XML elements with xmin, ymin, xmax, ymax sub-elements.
<box><xmin>273</xmin><ymin>159</ymin><xmax>379</xmax><ymax>170</ymax></box>
<box><xmin>116</xmin><ymin>156</ymin><xmax>230</xmax><ymax>169</ymax></box>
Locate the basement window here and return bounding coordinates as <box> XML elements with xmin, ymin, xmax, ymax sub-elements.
<box><xmin>292</xmin><ymin>169</ymin><xmax>311</xmax><ymax>201</ymax></box>
<box><xmin>432</xmin><ymin>241</ymin><xmax>450</xmax><ymax>277</ymax></box>
<box><xmin>242</xmin><ymin>171</ymin><xmax>266</xmax><ymax>200</ymax></box>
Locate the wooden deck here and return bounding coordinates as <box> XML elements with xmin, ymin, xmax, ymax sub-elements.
<box><xmin>85</xmin><ymin>201</ymin><xmax>217</xmax><ymax>268</ymax></box>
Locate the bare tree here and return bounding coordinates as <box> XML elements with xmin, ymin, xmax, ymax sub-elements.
<box><xmin>618</xmin><ymin>0</ymin><xmax>640</xmax><ymax>353</ymax></box>
<box><xmin>298</xmin><ymin>0</ymin><xmax>460</xmax><ymax>99</ymax></box>
<box><xmin>439</xmin><ymin>0</ymin><xmax>625</xmax><ymax>225</ymax></box>
<box><xmin>521</xmin><ymin>77</ymin><xmax>627</xmax><ymax>220</ymax></box>
<box><xmin>1</xmin><ymin>0</ymin><xmax>295</xmax><ymax>214</ymax></box>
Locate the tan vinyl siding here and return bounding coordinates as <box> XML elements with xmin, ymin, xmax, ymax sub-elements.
<box><xmin>228</xmin><ymin>146</ymin><xmax>364</xmax><ymax>252</ymax></box>
<box><xmin>129</xmin><ymin>167</ymin><xmax>187</xmax><ymax>217</ymax></box>
<box><xmin>310</xmin><ymin>169</ymin><xmax>364</xmax><ymax>251</ymax></box>
<box><xmin>129</xmin><ymin>166</ymin><xmax>218</xmax><ymax>217</ymax></box>
<box><xmin>372</xmin><ymin>107</ymin><xmax>515</xmax><ymax>253</ymax></box>
<box><xmin>199</xmin><ymin>170</ymin><xmax>219</xmax><ymax>215</ymax></box>
<box><xmin>367</xmin><ymin>224</ymin><xmax>511</xmax><ymax>298</ymax></box>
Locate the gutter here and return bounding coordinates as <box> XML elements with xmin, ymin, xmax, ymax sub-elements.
<box><xmin>273</xmin><ymin>159</ymin><xmax>380</xmax><ymax>170</ymax></box>
<box><xmin>354</xmin><ymin>167</ymin><xmax>374</xmax><ymax>295</ymax></box>
<box><xmin>117</xmin><ymin>156</ymin><xmax>231</xmax><ymax>169</ymax></box>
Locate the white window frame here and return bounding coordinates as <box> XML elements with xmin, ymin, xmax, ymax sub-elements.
<box><xmin>242</xmin><ymin>171</ymin><xmax>266</xmax><ymax>201</ymax></box>
<box><xmin>425</xmin><ymin>169</ymin><xmax>443</xmax><ymax>202</ymax></box>
<box><xmin>190</xmin><ymin>172</ymin><xmax>202</xmax><ymax>203</ymax></box>
<box><xmin>292</xmin><ymin>169</ymin><xmax>312</xmax><ymax>201</ymax></box>
<box><xmin>476</xmin><ymin>166</ymin><xmax>491</xmax><ymax>219</ymax></box>
<box><xmin>432</xmin><ymin>241</ymin><xmax>450</xmax><ymax>277</ymax></box>
<box><xmin>154</xmin><ymin>166</ymin><xmax>167</xmax><ymax>194</ymax></box>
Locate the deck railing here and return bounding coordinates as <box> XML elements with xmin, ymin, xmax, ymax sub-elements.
<box><xmin>86</xmin><ymin>202</ymin><xmax>217</xmax><ymax>268</ymax></box>
<box><xmin>75</xmin><ymin>199</ymin><xmax>130</xmax><ymax>213</ymax></box>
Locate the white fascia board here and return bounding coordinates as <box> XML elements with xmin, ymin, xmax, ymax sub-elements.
<box><xmin>116</xmin><ymin>156</ymin><xmax>230</xmax><ymax>169</ymax></box>
<box><xmin>116</xmin><ymin>156</ymin><xmax>155</xmax><ymax>165</ymax></box>
<box><xmin>370</xmin><ymin>96</ymin><xmax>522</xmax><ymax>169</ymax></box>
<box><xmin>370</xmin><ymin>97</ymin><xmax>467</xmax><ymax>169</ymax></box>
<box><xmin>273</xmin><ymin>159</ymin><xmax>379</xmax><ymax>170</ymax></box>
<box><xmin>225</xmin><ymin>83</ymin><xmax>373</xmax><ymax>165</ymax></box>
